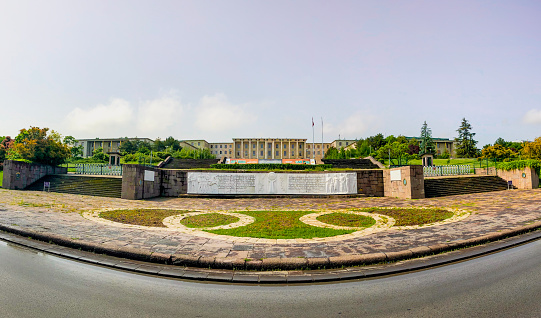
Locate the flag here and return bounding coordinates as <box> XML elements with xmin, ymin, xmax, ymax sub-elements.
<box><xmin>312</xmin><ymin>117</ymin><xmax>314</xmax><ymax>127</ymax></box>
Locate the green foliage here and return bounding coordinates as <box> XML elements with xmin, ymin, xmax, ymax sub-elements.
<box><xmin>495</xmin><ymin>137</ymin><xmax>523</xmax><ymax>152</ymax></box>
<box><xmin>455</xmin><ymin>118</ymin><xmax>479</xmax><ymax>158</ymax></box>
<box><xmin>0</xmin><ymin>136</ymin><xmax>14</xmax><ymax>170</ymax></box>
<box><xmin>497</xmin><ymin>159</ymin><xmax>541</xmax><ymax>175</ymax></box>
<box><xmin>10</xmin><ymin>127</ymin><xmax>71</xmax><ymax>166</ymax></box>
<box><xmin>211</xmin><ymin>163</ymin><xmax>332</xmax><ymax>170</ymax></box>
<box><xmin>481</xmin><ymin>144</ymin><xmax>519</xmax><ymax>160</ymax></box>
<box><xmin>119</xmin><ymin>138</ymin><xmax>152</xmax><ymax>155</ymax></box>
<box><xmin>521</xmin><ymin>137</ymin><xmax>541</xmax><ymax>160</ymax></box>
<box><xmin>375</xmin><ymin>141</ymin><xmax>417</xmax><ymax>165</ymax></box>
<box><xmin>91</xmin><ymin>147</ymin><xmax>109</xmax><ymax>163</ymax></box>
<box><xmin>172</xmin><ymin>148</ymin><xmax>215</xmax><ymax>159</ymax></box>
<box><xmin>324</xmin><ymin>146</ymin><xmax>358</xmax><ymax>159</ymax></box>
<box><xmin>419</xmin><ymin>121</ymin><xmax>436</xmax><ymax>155</ymax></box>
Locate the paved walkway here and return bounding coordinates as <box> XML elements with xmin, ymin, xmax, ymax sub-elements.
<box><xmin>0</xmin><ymin>188</ymin><xmax>540</xmax><ymax>270</ymax></box>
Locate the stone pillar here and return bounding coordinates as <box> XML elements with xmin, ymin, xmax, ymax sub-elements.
<box><xmin>383</xmin><ymin>165</ymin><xmax>425</xmax><ymax>199</ymax></box>
<box><xmin>121</xmin><ymin>164</ymin><xmax>162</xmax><ymax>200</ymax></box>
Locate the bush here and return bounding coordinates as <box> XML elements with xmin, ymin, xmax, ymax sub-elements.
<box><xmin>210</xmin><ymin>164</ymin><xmax>333</xmax><ymax>170</ymax></box>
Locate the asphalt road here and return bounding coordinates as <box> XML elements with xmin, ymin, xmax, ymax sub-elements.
<box><xmin>1</xmin><ymin>238</ymin><xmax>541</xmax><ymax>318</ymax></box>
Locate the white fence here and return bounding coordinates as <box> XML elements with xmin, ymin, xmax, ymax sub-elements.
<box><xmin>423</xmin><ymin>165</ymin><xmax>472</xmax><ymax>177</ymax></box>
<box><xmin>75</xmin><ymin>164</ymin><xmax>123</xmax><ymax>176</ymax></box>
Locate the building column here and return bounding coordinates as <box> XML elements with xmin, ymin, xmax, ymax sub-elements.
<box><xmin>272</xmin><ymin>140</ymin><xmax>275</xmax><ymax>159</ymax></box>
<box><xmin>241</xmin><ymin>140</ymin><xmax>244</xmax><ymax>158</ymax></box>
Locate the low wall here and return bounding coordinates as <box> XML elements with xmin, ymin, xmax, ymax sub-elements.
<box><xmin>322</xmin><ymin>159</ymin><xmax>381</xmax><ymax>169</ymax></box>
<box><xmin>161</xmin><ymin>170</ymin><xmax>188</xmax><ymax>197</ymax></box>
<box><xmin>2</xmin><ymin>160</ymin><xmax>67</xmax><ymax>190</ymax></box>
<box><xmin>497</xmin><ymin>167</ymin><xmax>539</xmax><ymax>189</ymax></box>
<box><xmin>383</xmin><ymin>165</ymin><xmax>425</xmax><ymax>199</ymax></box>
<box><xmin>121</xmin><ymin>165</ymin><xmax>162</xmax><ymax>200</ymax></box>
<box><xmin>357</xmin><ymin>170</ymin><xmax>384</xmax><ymax>196</ymax></box>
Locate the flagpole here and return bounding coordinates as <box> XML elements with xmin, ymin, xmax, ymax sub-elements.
<box><xmin>321</xmin><ymin>117</ymin><xmax>324</xmax><ymax>159</ymax></box>
<box><xmin>312</xmin><ymin>117</ymin><xmax>315</xmax><ymax>161</ymax></box>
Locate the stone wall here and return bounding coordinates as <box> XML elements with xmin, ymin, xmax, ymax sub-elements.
<box><xmin>2</xmin><ymin>160</ymin><xmax>67</xmax><ymax>190</ymax></box>
<box><xmin>497</xmin><ymin>167</ymin><xmax>539</xmax><ymax>189</ymax></box>
<box><xmin>383</xmin><ymin>165</ymin><xmax>425</xmax><ymax>199</ymax></box>
<box><xmin>357</xmin><ymin>170</ymin><xmax>384</xmax><ymax>196</ymax></box>
<box><xmin>161</xmin><ymin>170</ymin><xmax>188</xmax><ymax>196</ymax></box>
<box><xmin>121</xmin><ymin>165</ymin><xmax>162</xmax><ymax>200</ymax></box>
<box><xmin>322</xmin><ymin>159</ymin><xmax>381</xmax><ymax>169</ymax></box>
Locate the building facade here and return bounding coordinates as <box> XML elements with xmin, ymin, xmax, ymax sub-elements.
<box><xmin>75</xmin><ymin>138</ymin><xmax>153</xmax><ymax>158</ymax></box>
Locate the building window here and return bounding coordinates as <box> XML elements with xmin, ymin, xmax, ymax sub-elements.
<box><xmin>245</xmin><ymin>144</ymin><xmax>248</xmax><ymax>148</ymax></box>
<box><xmin>253</xmin><ymin>151</ymin><xmax>256</xmax><ymax>156</ymax></box>
<box><xmin>276</xmin><ymin>151</ymin><xmax>279</xmax><ymax>156</ymax></box>
<box><xmin>261</xmin><ymin>144</ymin><xmax>264</xmax><ymax>148</ymax></box>
<box><xmin>253</xmin><ymin>144</ymin><xmax>256</xmax><ymax>148</ymax></box>
<box><xmin>198</xmin><ymin>142</ymin><xmax>200</xmax><ymax>146</ymax></box>
<box><xmin>284</xmin><ymin>151</ymin><xmax>287</xmax><ymax>156</ymax></box>
<box><xmin>307</xmin><ymin>151</ymin><xmax>310</xmax><ymax>155</ymax></box>
<box><xmin>268</xmin><ymin>151</ymin><xmax>271</xmax><ymax>157</ymax></box>
<box><xmin>260</xmin><ymin>151</ymin><xmax>263</xmax><ymax>156</ymax></box>
<box><xmin>291</xmin><ymin>144</ymin><xmax>295</xmax><ymax>149</ymax></box>
<box><xmin>220</xmin><ymin>145</ymin><xmax>222</xmax><ymax>148</ymax></box>
<box><xmin>299</xmin><ymin>152</ymin><xmax>302</xmax><ymax>156</ymax></box>
<box><xmin>268</xmin><ymin>144</ymin><xmax>271</xmax><ymax>149</ymax></box>
<box><xmin>237</xmin><ymin>152</ymin><xmax>240</xmax><ymax>156</ymax></box>
<box><xmin>318</xmin><ymin>151</ymin><xmax>321</xmax><ymax>155</ymax></box>
<box><xmin>299</xmin><ymin>144</ymin><xmax>303</xmax><ymax>149</ymax></box>
<box><xmin>220</xmin><ymin>151</ymin><xmax>222</xmax><ymax>154</ymax></box>
<box><xmin>276</xmin><ymin>144</ymin><xmax>279</xmax><ymax>149</ymax></box>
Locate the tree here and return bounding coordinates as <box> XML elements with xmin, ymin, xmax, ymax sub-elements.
<box><xmin>521</xmin><ymin>137</ymin><xmax>541</xmax><ymax>160</ymax></box>
<box><xmin>0</xmin><ymin>136</ymin><xmax>14</xmax><ymax>170</ymax></box>
<box><xmin>481</xmin><ymin>144</ymin><xmax>518</xmax><ymax>160</ymax></box>
<box><xmin>9</xmin><ymin>127</ymin><xmax>70</xmax><ymax>166</ymax></box>
<box><xmin>367</xmin><ymin>133</ymin><xmax>385</xmax><ymax>151</ymax></box>
<box><xmin>419</xmin><ymin>121</ymin><xmax>436</xmax><ymax>155</ymax></box>
<box><xmin>92</xmin><ymin>147</ymin><xmax>109</xmax><ymax>162</ymax></box>
<box><xmin>63</xmin><ymin>136</ymin><xmax>83</xmax><ymax>158</ymax></box>
<box><xmin>375</xmin><ymin>141</ymin><xmax>415</xmax><ymax>166</ymax></box>
<box><xmin>454</xmin><ymin>118</ymin><xmax>479</xmax><ymax>158</ymax></box>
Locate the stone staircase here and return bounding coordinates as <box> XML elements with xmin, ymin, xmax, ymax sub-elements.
<box><xmin>25</xmin><ymin>175</ymin><xmax>122</xmax><ymax>198</ymax></box>
<box><xmin>321</xmin><ymin>159</ymin><xmax>381</xmax><ymax>169</ymax></box>
<box><xmin>424</xmin><ymin>176</ymin><xmax>510</xmax><ymax>198</ymax></box>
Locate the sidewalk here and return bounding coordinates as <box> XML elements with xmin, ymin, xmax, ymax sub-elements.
<box><xmin>0</xmin><ymin>188</ymin><xmax>540</xmax><ymax>275</ymax></box>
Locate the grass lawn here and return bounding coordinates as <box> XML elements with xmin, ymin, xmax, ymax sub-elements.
<box><xmin>100</xmin><ymin>209</ymin><xmax>191</xmax><ymax>227</ymax></box>
<box><xmin>316</xmin><ymin>213</ymin><xmax>376</xmax><ymax>228</ymax></box>
<box><xmin>360</xmin><ymin>207</ymin><xmax>454</xmax><ymax>226</ymax></box>
<box><xmin>99</xmin><ymin>208</ymin><xmax>457</xmax><ymax>238</ymax></box>
<box><xmin>207</xmin><ymin>211</ymin><xmax>356</xmax><ymax>239</ymax></box>
<box><xmin>180</xmin><ymin>213</ymin><xmax>239</xmax><ymax>228</ymax></box>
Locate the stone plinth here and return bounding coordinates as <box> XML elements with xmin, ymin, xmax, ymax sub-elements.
<box><xmin>121</xmin><ymin>165</ymin><xmax>162</xmax><ymax>200</ymax></box>
<box><xmin>497</xmin><ymin>167</ymin><xmax>539</xmax><ymax>189</ymax></box>
<box><xmin>383</xmin><ymin>165</ymin><xmax>425</xmax><ymax>199</ymax></box>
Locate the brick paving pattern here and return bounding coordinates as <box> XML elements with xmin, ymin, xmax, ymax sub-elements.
<box><xmin>0</xmin><ymin>188</ymin><xmax>540</xmax><ymax>261</ymax></box>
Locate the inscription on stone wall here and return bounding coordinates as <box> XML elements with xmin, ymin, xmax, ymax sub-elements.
<box><xmin>187</xmin><ymin>172</ymin><xmax>357</xmax><ymax>195</ymax></box>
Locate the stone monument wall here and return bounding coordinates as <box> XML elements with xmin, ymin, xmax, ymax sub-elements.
<box><xmin>2</xmin><ymin>160</ymin><xmax>67</xmax><ymax>190</ymax></box>
<box><xmin>383</xmin><ymin>165</ymin><xmax>425</xmax><ymax>199</ymax></box>
<box><xmin>161</xmin><ymin>170</ymin><xmax>188</xmax><ymax>196</ymax></box>
<box><xmin>121</xmin><ymin>165</ymin><xmax>162</xmax><ymax>200</ymax></box>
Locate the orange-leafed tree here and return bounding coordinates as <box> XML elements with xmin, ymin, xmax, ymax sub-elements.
<box><xmin>9</xmin><ymin>127</ymin><xmax>70</xmax><ymax>166</ymax></box>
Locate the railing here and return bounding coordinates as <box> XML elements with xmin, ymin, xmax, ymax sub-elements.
<box><xmin>75</xmin><ymin>164</ymin><xmax>123</xmax><ymax>176</ymax></box>
<box><xmin>423</xmin><ymin>165</ymin><xmax>473</xmax><ymax>177</ymax></box>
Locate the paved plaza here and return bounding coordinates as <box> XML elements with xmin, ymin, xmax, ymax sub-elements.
<box><xmin>0</xmin><ymin>188</ymin><xmax>540</xmax><ymax>269</ymax></box>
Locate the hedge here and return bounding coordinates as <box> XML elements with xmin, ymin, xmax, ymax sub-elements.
<box><xmin>210</xmin><ymin>164</ymin><xmax>333</xmax><ymax>171</ymax></box>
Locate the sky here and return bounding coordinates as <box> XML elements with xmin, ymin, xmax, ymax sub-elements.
<box><xmin>1</xmin><ymin>0</ymin><xmax>540</xmax><ymax>147</ymax></box>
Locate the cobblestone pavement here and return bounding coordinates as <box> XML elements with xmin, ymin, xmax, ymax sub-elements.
<box><xmin>0</xmin><ymin>188</ymin><xmax>540</xmax><ymax>262</ymax></box>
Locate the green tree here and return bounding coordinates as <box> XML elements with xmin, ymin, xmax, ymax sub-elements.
<box><xmin>10</xmin><ymin>127</ymin><xmax>71</xmax><ymax>166</ymax></box>
<box><xmin>63</xmin><ymin>136</ymin><xmax>83</xmax><ymax>158</ymax></box>
<box><xmin>419</xmin><ymin>121</ymin><xmax>436</xmax><ymax>155</ymax></box>
<box><xmin>0</xmin><ymin>136</ymin><xmax>14</xmax><ymax>170</ymax></box>
<box><xmin>367</xmin><ymin>133</ymin><xmax>385</xmax><ymax>151</ymax></box>
<box><xmin>92</xmin><ymin>147</ymin><xmax>109</xmax><ymax>163</ymax></box>
<box><xmin>454</xmin><ymin>118</ymin><xmax>479</xmax><ymax>158</ymax></box>
<box><xmin>521</xmin><ymin>137</ymin><xmax>541</xmax><ymax>160</ymax></box>
<box><xmin>376</xmin><ymin>141</ymin><xmax>415</xmax><ymax>166</ymax></box>
<box><xmin>481</xmin><ymin>144</ymin><xmax>518</xmax><ymax>160</ymax></box>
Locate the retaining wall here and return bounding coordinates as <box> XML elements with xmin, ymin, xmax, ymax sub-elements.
<box><xmin>2</xmin><ymin>160</ymin><xmax>67</xmax><ymax>190</ymax></box>
<box><xmin>496</xmin><ymin>167</ymin><xmax>539</xmax><ymax>189</ymax></box>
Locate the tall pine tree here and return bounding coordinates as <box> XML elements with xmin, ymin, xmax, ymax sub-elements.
<box><xmin>419</xmin><ymin>121</ymin><xmax>435</xmax><ymax>155</ymax></box>
<box><xmin>455</xmin><ymin>118</ymin><xmax>478</xmax><ymax>158</ymax></box>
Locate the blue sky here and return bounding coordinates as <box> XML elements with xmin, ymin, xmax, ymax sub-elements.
<box><xmin>1</xmin><ymin>0</ymin><xmax>540</xmax><ymax>146</ymax></box>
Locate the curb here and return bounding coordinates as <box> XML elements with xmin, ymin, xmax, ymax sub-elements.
<box><xmin>1</xmin><ymin>222</ymin><xmax>541</xmax><ymax>284</ymax></box>
<box><xmin>2</xmin><ymin>221</ymin><xmax>541</xmax><ymax>271</ymax></box>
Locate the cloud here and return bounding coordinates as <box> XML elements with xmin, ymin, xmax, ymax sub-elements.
<box><xmin>137</xmin><ymin>96</ymin><xmax>182</xmax><ymax>133</ymax></box>
<box><xmin>324</xmin><ymin>111</ymin><xmax>379</xmax><ymax>139</ymax></box>
<box><xmin>523</xmin><ymin>109</ymin><xmax>541</xmax><ymax>124</ymax></box>
<box><xmin>194</xmin><ymin>93</ymin><xmax>257</xmax><ymax>132</ymax></box>
<box><xmin>64</xmin><ymin>98</ymin><xmax>134</xmax><ymax>134</ymax></box>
